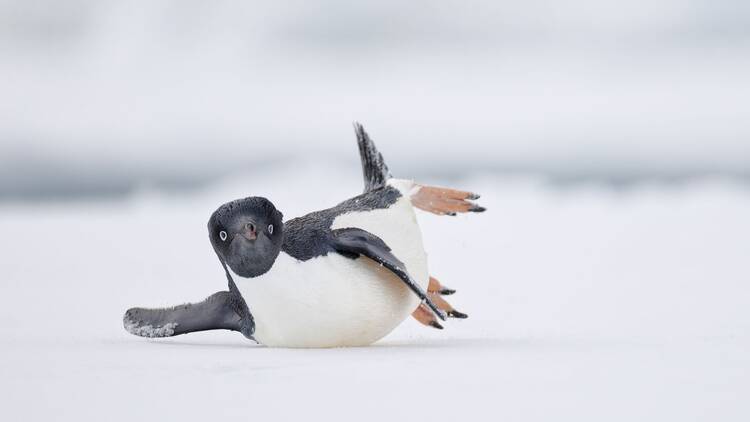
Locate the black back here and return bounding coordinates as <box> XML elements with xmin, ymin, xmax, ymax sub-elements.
<box><xmin>281</xmin><ymin>186</ymin><xmax>401</xmax><ymax>261</ymax></box>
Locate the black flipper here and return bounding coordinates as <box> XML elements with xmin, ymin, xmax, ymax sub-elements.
<box><xmin>330</xmin><ymin>227</ymin><xmax>447</xmax><ymax>321</ymax></box>
<box><xmin>123</xmin><ymin>291</ymin><xmax>255</xmax><ymax>340</ymax></box>
<box><xmin>354</xmin><ymin>122</ymin><xmax>392</xmax><ymax>193</ymax></box>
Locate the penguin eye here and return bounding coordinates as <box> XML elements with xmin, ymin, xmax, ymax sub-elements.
<box><xmin>219</xmin><ymin>230</ymin><xmax>228</xmax><ymax>241</ymax></box>
<box><xmin>268</xmin><ymin>224</ymin><xmax>274</xmax><ymax>234</ymax></box>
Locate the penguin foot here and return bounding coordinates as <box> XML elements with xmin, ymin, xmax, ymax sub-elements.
<box><xmin>411</xmin><ymin>303</ymin><xmax>444</xmax><ymax>329</ymax></box>
<box><xmin>411</xmin><ymin>184</ymin><xmax>486</xmax><ymax>216</ymax></box>
<box><xmin>428</xmin><ymin>276</ymin><xmax>456</xmax><ymax>296</ymax></box>
<box><xmin>412</xmin><ymin>282</ymin><xmax>468</xmax><ymax>329</ymax></box>
<box><xmin>429</xmin><ymin>292</ymin><xmax>468</xmax><ymax>320</ymax></box>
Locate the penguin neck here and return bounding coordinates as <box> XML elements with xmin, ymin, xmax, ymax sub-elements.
<box><xmin>221</xmin><ymin>260</ymin><xmax>243</xmax><ymax>294</ymax></box>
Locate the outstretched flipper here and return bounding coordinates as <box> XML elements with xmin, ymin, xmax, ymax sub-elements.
<box><xmin>123</xmin><ymin>291</ymin><xmax>255</xmax><ymax>340</ymax></box>
<box><xmin>330</xmin><ymin>227</ymin><xmax>447</xmax><ymax>321</ymax></box>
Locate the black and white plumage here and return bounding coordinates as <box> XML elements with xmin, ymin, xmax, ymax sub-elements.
<box><xmin>124</xmin><ymin>123</ymin><xmax>484</xmax><ymax>347</ymax></box>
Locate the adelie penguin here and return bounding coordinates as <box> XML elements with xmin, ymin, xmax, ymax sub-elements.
<box><xmin>124</xmin><ymin>123</ymin><xmax>486</xmax><ymax>347</ymax></box>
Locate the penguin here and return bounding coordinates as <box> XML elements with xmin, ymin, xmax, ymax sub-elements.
<box><xmin>124</xmin><ymin>123</ymin><xmax>485</xmax><ymax>347</ymax></box>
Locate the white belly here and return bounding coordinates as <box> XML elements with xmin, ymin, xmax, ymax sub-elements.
<box><xmin>233</xmin><ymin>180</ymin><xmax>428</xmax><ymax>348</ymax></box>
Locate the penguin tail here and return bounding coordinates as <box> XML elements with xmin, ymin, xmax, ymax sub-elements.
<box><xmin>352</xmin><ymin>122</ymin><xmax>486</xmax><ymax>215</ymax></box>
<box><xmin>353</xmin><ymin>122</ymin><xmax>392</xmax><ymax>193</ymax></box>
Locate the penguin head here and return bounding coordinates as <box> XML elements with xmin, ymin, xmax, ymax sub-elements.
<box><xmin>208</xmin><ymin>196</ymin><xmax>284</xmax><ymax>278</ymax></box>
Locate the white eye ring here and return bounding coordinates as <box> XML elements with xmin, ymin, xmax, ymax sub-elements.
<box><xmin>219</xmin><ymin>230</ymin><xmax>228</xmax><ymax>241</ymax></box>
<box><xmin>268</xmin><ymin>224</ymin><xmax>274</xmax><ymax>234</ymax></box>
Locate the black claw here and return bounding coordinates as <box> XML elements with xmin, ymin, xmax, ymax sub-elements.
<box><xmin>467</xmin><ymin>193</ymin><xmax>481</xmax><ymax>200</ymax></box>
<box><xmin>469</xmin><ymin>205</ymin><xmax>486</xmax><ymax>213</ymax></box>
<box><xmin>446</xmin><ymin>212</ymin><xmax>457</xmax><ymax>216</ymax></box>
<box><xmin>447</xmin><ymin>310</ymin><xmax>468</xmax><ymax>319</ymax></box>
<box><xmin>439</xmin><ymin>288</ymin><xmax>456</xmax><ymax>296</ymax></box>
<box><xmin>429</xmin><ymin>321</ymin><xmax>444</xmax><ymax>330</ymax></box>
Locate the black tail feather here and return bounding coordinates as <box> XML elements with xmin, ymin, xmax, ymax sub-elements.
<box><xmin>354</xmin><ymin>122</ymin><xmax>391</xmax><ymax>193</ymax></box>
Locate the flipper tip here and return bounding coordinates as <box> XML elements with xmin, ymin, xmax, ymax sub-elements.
<box><xmin>123</xmin><ymin>308</ymin><xmax>178</xmax><ymax>338</ymax></box>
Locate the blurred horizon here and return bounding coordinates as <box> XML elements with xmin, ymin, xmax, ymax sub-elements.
<box><xmin>1</xmin><ymin>0</ymin><xmax>749</xmax><ymax>200</ymax></box>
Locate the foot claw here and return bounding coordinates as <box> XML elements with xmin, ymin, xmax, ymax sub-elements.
<box><xmin>469</xmin><ymin>204</ymin><xmax>486</xmax><ymax>213</ymax></box>
<box><xmin>428</xmin><ymin>277</ymin><xmax>456</xmax><ymax>296</ymax></box>
<box><xmin>429</xmin><ymin>321</ymin><xmax>444</xmax><ymax>330</ymax></box>
<box><xmin>447</xmin><ymin>310</ymin><xmax>468</xmax><ymax>319</ymax></box>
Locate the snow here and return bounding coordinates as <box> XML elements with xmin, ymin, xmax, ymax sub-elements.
<box><xmin>1</xmin><ymin>167</ymin><xmax>749</xmax><ymax>420</ymax></box>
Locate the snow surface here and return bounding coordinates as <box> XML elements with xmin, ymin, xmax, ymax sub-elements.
<box><xmin>1</xmin><ymin>166</ymin><xmax>749</xmax><ymax>421</ymax></box>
